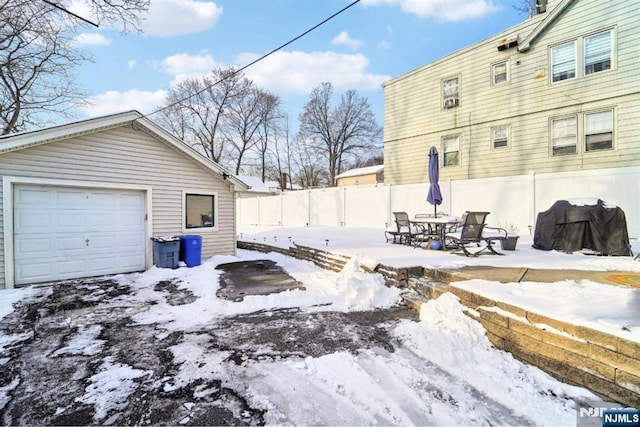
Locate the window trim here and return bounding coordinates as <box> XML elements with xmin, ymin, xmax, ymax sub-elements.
<box><xmin>550</xmin><ymin>114</ymin><xmax>578</xmax><ymax>157</ymax></box>
<box><xmin>182</xmin><ymin>190</ymin><xmax>218</xmax><ymax>233</ymax></box>
<box><xmin>491</xmin><ymin>61</ymin><xmax>509</xmax><ymax>86</ymax></box>
<box><xmin>584</xmin><ymin>108</ymin><xmax>614</xmax><ymax>153</ymax></box>
<box><xmin>491</xmin><ymin>125</ymin><xmax>510</xmax><ymax>149</ymax></box>
<box><xmin>442</xmin><ymin>134</ymin><xmax>461</xmax><ymax>167</ymax></box>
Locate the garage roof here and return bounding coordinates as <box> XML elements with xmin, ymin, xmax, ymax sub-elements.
<box><xmin>0</xmin><ymin>110</ymin><xmax>249</xmax><ymax>191</ymax></box>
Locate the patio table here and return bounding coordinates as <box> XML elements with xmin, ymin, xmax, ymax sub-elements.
<box><xmin>411</xmin><ymin>215</ymin><xmax>461</xmax><ymax>248</ymax></box>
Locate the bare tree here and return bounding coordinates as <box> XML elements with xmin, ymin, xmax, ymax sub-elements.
<box><xmin>225</xmin><ymin>86</ymin><xmax>279</xmax><ymax>175</ymax></box>
<box><xmin>0</xmin><ymin>0</ymin><xmax>149</xmax><ymax>134</ymax></box>
<box><xmin>255</xmin><ymin>91</ymin><xmax>284</xmax><ymax>182</ymax></box>
<box><xmin>298</xmin><ymin>82</ymin><xmax>382</xmax><ymax>187</ymax></box>
<box><xmin>292</xmin><ymin>137</ymin><xmax>328</xmax><ymax>189</ymax></box>
<box><xmin>267</xmin><ymin>115</ymin><xmax>295</xmax><ymax>189</ymax></box>
<box><xmin>157</xmin><ymin>68</ymin><xmax>247</xmax><ymax>164</ymax></box>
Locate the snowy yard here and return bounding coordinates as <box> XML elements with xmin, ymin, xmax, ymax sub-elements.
<box><xmin>1</xmin><ymin>235</ymin><xmax>630</xmax><ymax>425</ymax></box>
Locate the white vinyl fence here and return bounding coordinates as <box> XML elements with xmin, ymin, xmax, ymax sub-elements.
<box><xmin>237</xmin><ymin>166</ymin><xmax>640</xmax><ymax>238</ymax></box>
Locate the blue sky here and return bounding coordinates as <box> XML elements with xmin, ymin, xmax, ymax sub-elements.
<box><xmin>70</xmin><ymin>0</ymin><xmax>530</xmax><ymax>131</ymax></box>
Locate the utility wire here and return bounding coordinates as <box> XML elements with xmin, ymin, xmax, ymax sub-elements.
<box><xmin>142</xmin><ymin>0</ymin><xmax>362</xmax><ymax>119</ymax></box>
<box><xmin>41</xmin><ymin>0</ymin><xmax>99</xmax><ymax>27</ymax></box>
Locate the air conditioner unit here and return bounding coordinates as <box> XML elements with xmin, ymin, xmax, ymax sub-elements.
<box><xmin>443</xmin><ymin>97</ymin><xmax>458</xmax><ymax>109</ymax></box>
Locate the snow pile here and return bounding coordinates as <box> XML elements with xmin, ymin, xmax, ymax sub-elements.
<box><xmin>394</xmin><ymin>293</ymin><xmax>597</xmax><ymax>425</ymax></box>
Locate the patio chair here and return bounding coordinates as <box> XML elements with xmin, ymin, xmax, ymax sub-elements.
<box><xmin>444</xmin><ymin>211</ymin><xmax>507</xmax><ymax>256</ymax></box>
<box><xmin>391</xmin><ymin>211</ymin><xmax>428</xmax><ymax>246</ymax></box>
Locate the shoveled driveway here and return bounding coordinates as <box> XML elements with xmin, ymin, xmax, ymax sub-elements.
<box><xmin>0</xmin><ymin>262</ymin><xmax>417</xmax><ymax>426</ymax></box>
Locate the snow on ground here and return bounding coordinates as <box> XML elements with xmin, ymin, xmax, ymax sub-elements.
<box><xmin>1</xmin><ymin>225</ymin><xmax>637</xmax><ymax>425</ymax></box>
<box><xmin>239</xmin><ymin>225</ymin><xmax>640</xmax><ymax>343</ymax></box>
<box><xmin>238</xmin><ymin>225</ymin><xmax>640</xmax><ymax>272</ymax></box>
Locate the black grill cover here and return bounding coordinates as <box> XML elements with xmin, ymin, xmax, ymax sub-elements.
<box><xmin>533</xmin><ymin>199</ymin><xmax>632</xmax><ymax>256</ymax></box>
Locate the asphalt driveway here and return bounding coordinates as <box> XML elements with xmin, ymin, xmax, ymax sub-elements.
<box><xmin>0</xmin><ymin>265</ymin><xmax>417</xmax><ymax>426</ymax></box>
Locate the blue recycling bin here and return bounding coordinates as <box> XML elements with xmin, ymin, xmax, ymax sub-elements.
<box><xmin>180</xmin><ymin>235</ymin><xmax>202</xmax><ymax>267</ymax></box>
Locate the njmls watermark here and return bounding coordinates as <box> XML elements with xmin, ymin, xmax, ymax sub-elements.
<box><xmin>576</xmin><ymin>399</ymin><xmax>640</xmax><ymax>427</ymax></box>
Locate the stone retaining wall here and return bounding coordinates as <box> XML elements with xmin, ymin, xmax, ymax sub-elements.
<box><xmin>429</xmin><ymin>284</ymin><xmax>640</xmax><ymax>407</ymax></box>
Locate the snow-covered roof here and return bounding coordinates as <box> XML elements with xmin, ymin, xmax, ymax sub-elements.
<box><xmin>236</xmin><ymin>175</ymin><xmax>271</xmax><ymax>193</ymax></box>
<box><xmin>335</xmin><ymin>165</ymin><xmax>384</xmax><ymax>179</ymax></box>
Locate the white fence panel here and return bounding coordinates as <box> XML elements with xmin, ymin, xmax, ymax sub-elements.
<box><xmin>388</xmin><ymin>182</ymin><xmax>454</xmax><ymax>221</ymax></box>
<box><xmin>534</xmin><ymin>166</ymin><xmax>640</xmax><ymax>238</ymax></box>
<box><xmin>309</xmin><ymin>188</ymin><xmax>343</xmax><ymax>226</ymax></box>
<box><xmin>238</xmin><ymin>196</ymin><xmax>260</xmax><ymax>225</ymax></box>
<box><xmin>237</xmin><ymin>166</ymin><xmax>640</xmax><ymax>238</ymax></box>
<box><xmin>282</xmin><ymin>191</ymin><xmax>309</xmax><ymax>226</ymax></box>
<box><xmin>256</xmin><ymin>196</ymin><xmax>282</xmax><ymax>226</ymax></box>
<box><xmin>451</xmin><ymin>174</ymin><xmax>533</xmax><ymax>234</ymax></box>
<box><xmin>344</xmin><ymin>185</ymin><xmax>389</xmax><ymax>228</ymax></box>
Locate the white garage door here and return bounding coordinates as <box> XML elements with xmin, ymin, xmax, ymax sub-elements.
<box><xmin>13</xmin><ymin>185</ymin><xmax>146</xmax><ymax>285</ymax></box>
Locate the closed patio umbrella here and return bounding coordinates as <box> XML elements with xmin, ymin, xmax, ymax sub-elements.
<box><xmin>426</xmin><ymin>146</ymin><xmax>442</xmax><ymax>217</ymax></box>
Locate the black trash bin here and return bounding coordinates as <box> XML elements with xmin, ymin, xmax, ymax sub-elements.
<box><xmin>179</xmin><ymin>235</ymin><xmax>202</xmax><ymax>267</ymax></box>
<box><xmin>151</xmin><ymin>236</ymin><xmax>180</xmax><ymax>269</ymax></box>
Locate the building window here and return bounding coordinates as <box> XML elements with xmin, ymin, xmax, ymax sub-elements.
<box><xmin>551</xmin><ymin>116</ymin><xmax>577</xmax><ymax>156</ymax></box>
<box><xmin>442</xmin><ymin>77</ymin><xmax>459</xmax><ymax>108</ymax></box>
<box><xmin>584</xmin><ymin>30</ymin><xmax>612</xmax><ymax>75</ymax></box>
<box><xmin>551</xmin><ymin>41</ymin><xmax>576</xmax><ymax>82</ymax></box>
<box><xmin>185</xmin><ymin>193</ymin><xmax>215</xmax><ymax>229</ymax></box>
<box><xmin>442</xmin><ymin>135</ymin><xmax>460</xmax><ymax>166</ymax></box>
<box><xmin>492</xmin><ymin>61</ymin><xmax>508</xmax><ymax>85</ymax></box>
<box><xmin>492</xmin><ymin>125</ymin><xmax>509</xmax><ymax>149</ymax></box>
<box><xmin>585</xmin><ymin>109</ymin><xmax>613</xmax><ymax>152</ymax></box>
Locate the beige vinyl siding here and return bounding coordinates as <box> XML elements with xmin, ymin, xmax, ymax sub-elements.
<box><xmin>383</xmin><ymin>0</ymin><xmax>640</xmax><ymax>185</ymax></box>
<box><xmin>0</xmin><ymin>125</ymin><xmax>235</xmax><ymax>287</ymax></box>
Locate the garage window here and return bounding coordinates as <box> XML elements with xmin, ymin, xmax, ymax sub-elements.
<box><xmin>185</xmin><ymin>193</ymin><xmax>215</xmax><ymax>229</ymax></box>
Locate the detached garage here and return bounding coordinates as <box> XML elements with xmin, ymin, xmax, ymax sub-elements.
<box><xmin>0</xmin><ymin>110</ymin><xmax>248</xmax><ymax>289</ymax></box>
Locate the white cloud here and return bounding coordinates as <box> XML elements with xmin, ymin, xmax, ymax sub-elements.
<box><xmin>128</xmin><ymin>60</ymin><xmax>138</xmax><ymax>70</ymax></box>
<box><xmin>234</xmin><ymin>51</ymin><xmax>392</xmax><ymax>95</ymax></box>
<box><xmin>74</xmin><ymin>33</ymin><xmax>111</xmax><ymax>46</ymax></box>
<box><xmin>332</xmin><ymin>31</ymin><xmax>363</xmax><ymax>50</ymax></box>
<box><xmin>142</xmin><ymin>0</ymin><xmax>223</xmax><ymax>36</ymax></box>
<box><xmin>81</xmin><ymin>89</ymin><xmax>167</xmax><ymax>118</ymax></box>
<box><xmin>157</xmin><ymin>52</ymin><xmax>220</xmax><ymax>85</ymax></box>
<box><xmin>361</xmin><ymin>0</ymin><xmax>500</xmax><ymax>22</ymax></box>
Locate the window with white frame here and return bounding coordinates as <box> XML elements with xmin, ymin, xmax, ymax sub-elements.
<box><xmin>185</xmin><ymin>193</ymin><xmax>215</xmax><ymax>229</ymax></box>
<box><xmin>492</xmin><ymin>61</ymin><xmax>508</xmax><ymax>85</ymax></box>
<box><xmin>584</xmin><ymin>30</ymin><xmax>612</xmax><ymax>75</ymax></box>
<box><xmin>492</xmin><ymin>125</ymin><xmax>509</xmax><ymax>148</ymax></box>
<box><xmin>442</xmin><ymin>77</ymin><xmax>459</xmax><ymax>108</ymax></box>
<box><xmin>551</xmin><ymin>41</ymin><xmax>576</xmax><ymax>82</ymax></box>
<box><xmin>442</xmin><ymin>135</ymin><xmax>460</xmax><ymax>166</ymax></box>
<box><xmin>584</xmin><ymin>109</ymin><xmax>613</xmax><ymax>152</ymax></box>
<box><xmin>551</xmin><ymin>115</ymin><xmax>577</xmax><ymax>156</ymax></box>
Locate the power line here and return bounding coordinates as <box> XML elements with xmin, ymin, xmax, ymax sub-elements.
<box><xmin>142</xmin><ymin>0</ymin><xmax>362</xmax><ymax>119</ymax></box>
<box><xmin>41</xmin><ymin>0</ymin><xmax>99</xmax><ymax>27</ymax></box>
